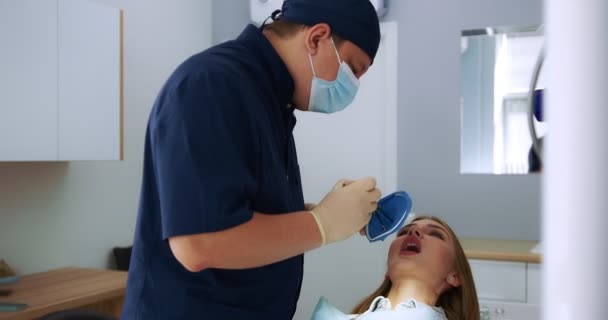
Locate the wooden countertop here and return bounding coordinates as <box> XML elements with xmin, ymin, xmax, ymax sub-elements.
<box><xmin>0</xmin><ymin>267</ymin><xmax>127</xmax><ymax>320</ymax></box>
<box><xmin>461</xmin><ymin>238</ymin><xmax>542</xmax><ymax>263</ymax></box>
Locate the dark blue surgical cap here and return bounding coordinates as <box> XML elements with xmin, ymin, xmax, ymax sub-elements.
<box><xmin>279</xmin><ymin>0</ymin><xmax>381</xmax><ymax>64</ymax></box>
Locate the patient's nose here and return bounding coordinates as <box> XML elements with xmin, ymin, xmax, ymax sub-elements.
<box><xmin>407</xmin><ymin>229</ymin><xmax>422</xmax><ymax>238</ymax></box>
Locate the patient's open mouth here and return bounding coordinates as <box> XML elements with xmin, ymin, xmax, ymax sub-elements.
<box><xmin>400</xmin><ymin>236</ymin><xmax>422</xmax><ymax>255</ymax></box>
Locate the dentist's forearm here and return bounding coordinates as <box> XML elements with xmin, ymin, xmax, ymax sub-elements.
<box><xmin>169</xmin><ymin>211</ymin><xmax>322</xmax><ymax>272</ymax></box>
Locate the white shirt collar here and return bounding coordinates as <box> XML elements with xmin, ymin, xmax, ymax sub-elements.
<box><xmin>365</xmin><ymin>296</ymin><xmax>447</xmax><ymax>315</ymax></box>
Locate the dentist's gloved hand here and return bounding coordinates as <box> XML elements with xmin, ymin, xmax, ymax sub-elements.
<box><xmin>309</xmin><ymin>177</ymin><xmax>381</xmax><ymax>245</ymax></box>
<box><xmin>320</xmin><ymin>180</ymin><xmax>368</xmax><ymax>237</ymax></box>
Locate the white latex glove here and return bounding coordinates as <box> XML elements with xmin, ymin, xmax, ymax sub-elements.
<box><xmin>309</xmin><ymin>177</ymin><xmax>381</xmax><ymax>245</ymax></box>
<box><xmin>305</xmin><ymin>179</ymin><xmax>354</xmax><ymax>211</ymax></box>
<box><xmin>330</xmin><ymin>180</ymin><xmax>367</xmax><ymax>237</ymax></box>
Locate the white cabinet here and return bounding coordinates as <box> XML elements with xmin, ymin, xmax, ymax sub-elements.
<box><xmin>0</xmin><ymin>0</ymin><xmax>123</xmax><ymax>161</ymax></box>
<box><xmin>0</xmin><ymin>0</ymin><xmax>59</xmax><ymax>161</ymax></box>
<box><xmin>526</xmin><ymin>263</ymin><xmax>542</xmax><ymax>304</ymax></box>
<box><xmin>470</xmin><ymin>259</ymin><xmax>542</xmax><ymax>320</ymax></box>
<box><xmin>479</xmin><ymin>300</ymin><xmax>540</xmax><ymax>320</ymax></box>
<box><xmin>470</xmin><ymin>260</ymin><xmax>528</xmax><ymax>302</ymax></box>
<box><xmin>58</xmin><ymin>0</ymin><xmax>123</xmax><ymax>160</ymax></box>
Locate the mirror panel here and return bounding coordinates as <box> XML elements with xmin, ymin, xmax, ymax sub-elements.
<box><xmin>460</xmin><ymin>25</ymin><xmax>546</xmax><ymax>174</ymax></box>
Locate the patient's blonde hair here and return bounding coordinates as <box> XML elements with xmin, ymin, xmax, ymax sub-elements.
<box><xmin>351</xmin><ymin>216</ymin><xmax>480</xmax><ymax>320</ymax></box>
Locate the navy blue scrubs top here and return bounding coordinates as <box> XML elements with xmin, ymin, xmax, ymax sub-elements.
<box><xmin>121</xmin><ymin>25</ymin><xmax>306</xmax><ymax>320</ymax></box>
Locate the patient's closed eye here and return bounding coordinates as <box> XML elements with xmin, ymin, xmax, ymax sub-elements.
<box><xmin>430</xmin><ymin>230</ymin><xmax>445</xmax><ymax>240</ymax></box>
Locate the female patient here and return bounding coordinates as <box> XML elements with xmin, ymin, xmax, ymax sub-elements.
<box><xmin>353</xmin><ymin>215</ymin><xmax>479</xmax><ymax>319</ymax></box>
<box><xmin>313</xmin><ymin>216</ymin><xmax>479</xmax><ymax>320</ymax></box>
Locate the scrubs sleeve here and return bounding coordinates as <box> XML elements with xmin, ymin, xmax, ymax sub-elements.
<box><xmin>150</xmin><ymin>75</ymin><xmax>258</xmax><ymax>239</ymax></box>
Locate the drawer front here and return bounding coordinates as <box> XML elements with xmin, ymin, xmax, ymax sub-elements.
<box><xmin>469</xmin><ymin>259</ymin><xmax>527</xmax><ymax>302</ymax></box>
<box><xmin>479</xmin><ymin>300</ymin><xmax>540</xmax><ymax>320</ymax></box>
<box><xmin>526</xmin><ymin>263</ymin><xmax>542</xmax><ymax>304</ymax></box>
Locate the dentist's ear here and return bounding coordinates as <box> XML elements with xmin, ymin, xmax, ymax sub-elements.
<box><xmin>304</xmin><ymin>23</ymin><xmax>332</xmax><ymax>55</ymax></box>
<box><xmin>447</xmin><ymin>274</ymin><xmax>461</xmax><ymax>287</ymax></box>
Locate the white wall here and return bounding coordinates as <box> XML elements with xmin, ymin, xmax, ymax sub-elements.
<box><xmin>212</xmin><ymin>0</ymin><xmax>250</xmax><ymax>44</ymax></box>
<box><xmin>389</xmin><ymin>0</ymin><xmax>543</xmax><ymax>240</ymax></box>
<box><xmin>0</xmin><ymin>0</ymin><xmax>213</xmax><ymax>275</ymax></box>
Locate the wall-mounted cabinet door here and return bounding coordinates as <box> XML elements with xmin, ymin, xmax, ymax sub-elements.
<box><xmin>0</xmin><ymin>0</ymin><xmax>123</xmax><ymax>161</ymax></box>
<box><xmin>58</xmin><ymin>0</ymin><xmax>122</xmax><ymax>161</ymax></box>
<box><xmin>0</xmin><ymin>0</ymin><xmax>59</xmax><ymax>161</ymax></box>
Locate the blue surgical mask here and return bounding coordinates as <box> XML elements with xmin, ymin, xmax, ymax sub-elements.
<box><xmin>307</xmin><ymin>39</ymin><xmax>360</xmax><ymax>114</ymax></box>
